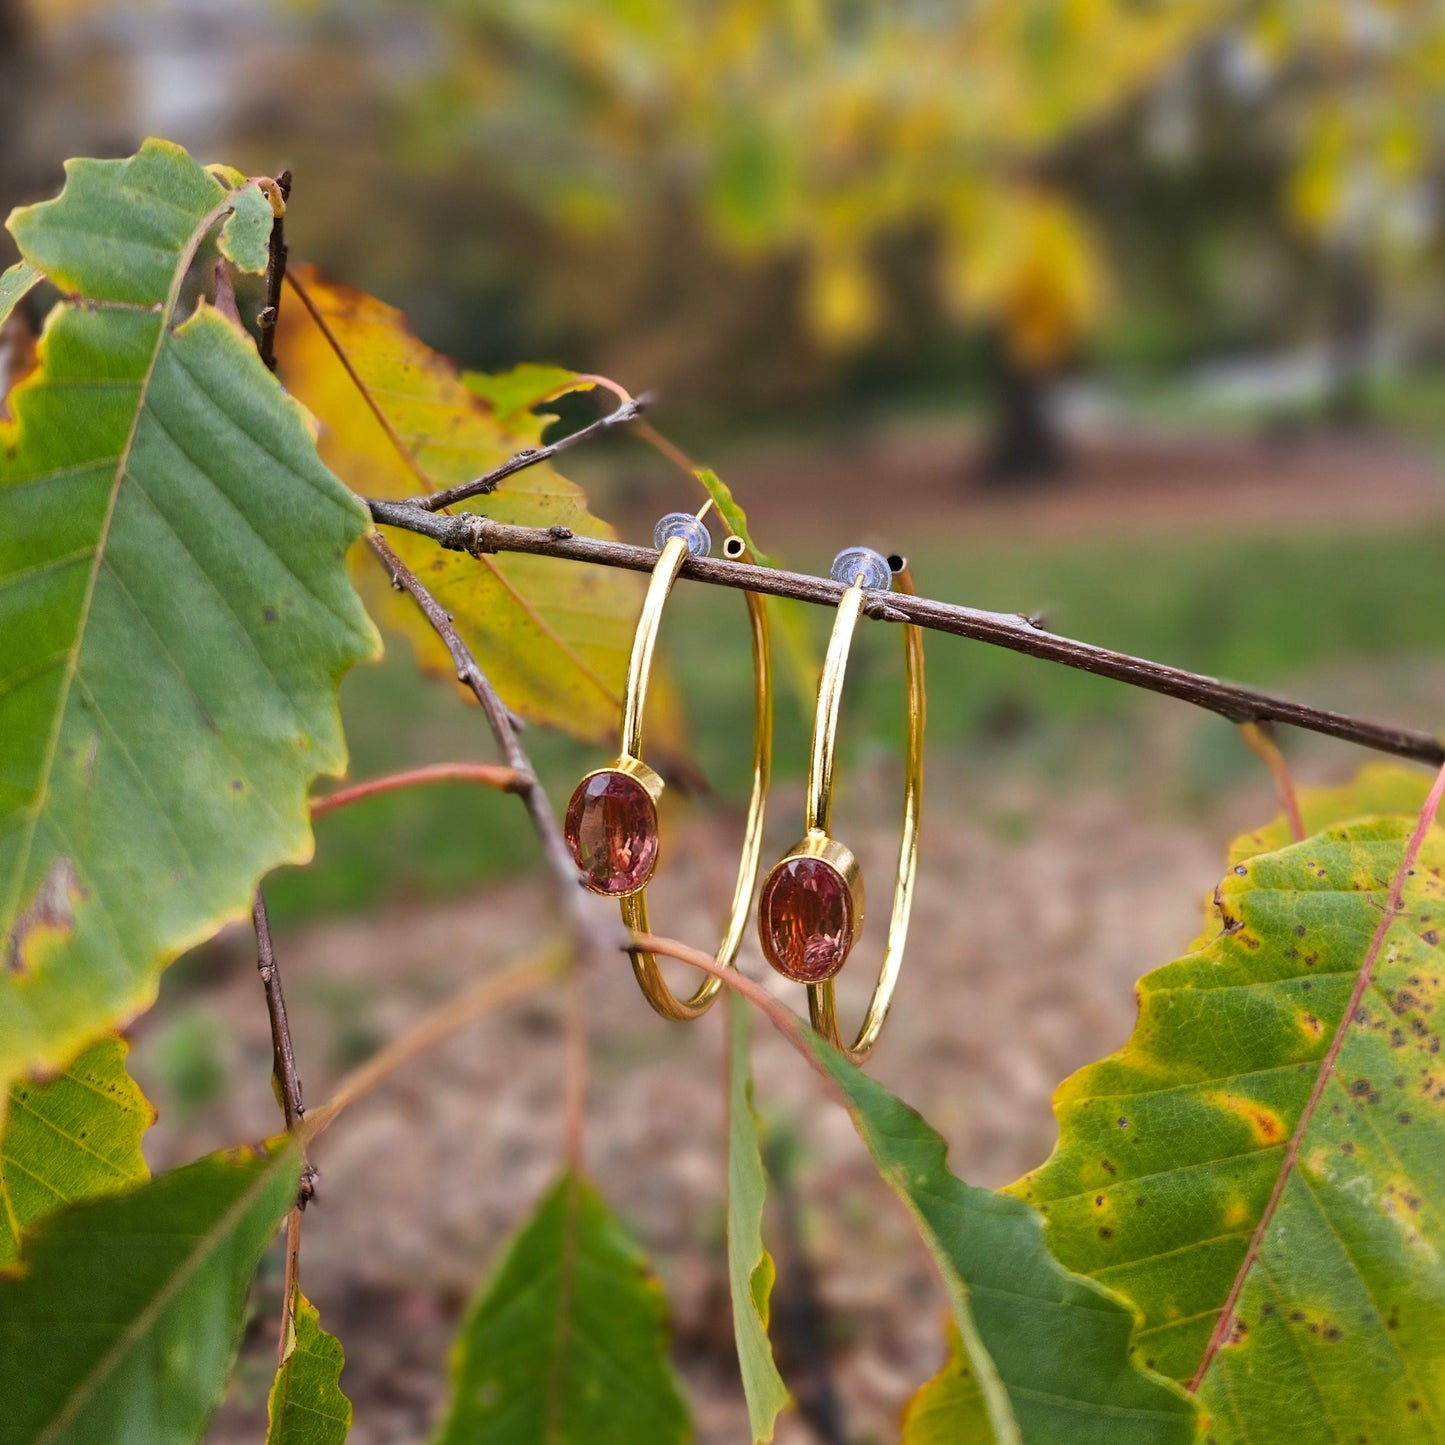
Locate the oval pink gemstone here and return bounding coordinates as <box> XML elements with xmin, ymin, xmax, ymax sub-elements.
<box><xmin>564</xmin><ymin>770</ymin><xmax>659</xmax><ymax>896</ymax></box>
<box><xmin>759</xmin><ymin>857</ymin><xmax>855</xmax><ymax>982</ymax></box>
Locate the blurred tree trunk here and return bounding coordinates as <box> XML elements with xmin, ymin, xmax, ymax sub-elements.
<box><xmin>1323</xmin><ymin>242</ymin><xmax>1377</xmax><ymax>427</ymax></box>
<box><xmin>978</xmin><ymin>334</ymin><xmax>1067</xmax><ymax>485</ymax></box>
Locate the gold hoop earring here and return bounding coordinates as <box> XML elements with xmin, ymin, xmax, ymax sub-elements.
<box><xmin>757</xmin><ymin>546</ymin><xmax>924</xmax><ymax>1062</ymax></box>
<box><xmin>564</xmin><ymin>508</ymin><xmax>773</xmax><ymax>1021</ymax></box>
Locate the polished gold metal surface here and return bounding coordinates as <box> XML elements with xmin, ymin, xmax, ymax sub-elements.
<box><xmin>804</xmin><ymin>563</ymin><xmax>925</xmax><ymax>1062</ymax></box>
<box><xmin>619</xmin><ymin>527</ymin><xmax>774</xmax><ymax>1021</ymax></box>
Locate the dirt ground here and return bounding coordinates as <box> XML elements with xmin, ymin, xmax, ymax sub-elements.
<box><xmin>140</xmin><ymin>431</ymin><xmax>1444</xmax><ymax>1444</ymax></box>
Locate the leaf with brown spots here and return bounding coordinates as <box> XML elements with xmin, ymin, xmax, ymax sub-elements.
<box><xmin>276</xmin><ymin>265</ymin><xmax>649</xmax><ymax>743</ymax></box>
<box><xmin>1008</xmin><ymin>765</ymin><xmax>1445</xmax><ymax>1441</ymax></box>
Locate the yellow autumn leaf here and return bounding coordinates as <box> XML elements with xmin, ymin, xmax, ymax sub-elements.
<box><xmin>276</xmin><ymin>265</ymin><xmax>644</xmax><ymax>742</ymax></box>
<box><xmin>945</xmin><ymin>184</ymin><xmax>1107</xmax><ymax>368</ymax></box>
<box><xmin>804</xmin><ymin>239</ymin><xmax>879</xmax><ymax>350</ymax></box>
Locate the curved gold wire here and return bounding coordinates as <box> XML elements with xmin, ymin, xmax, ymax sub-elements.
<box><xmin>805</xmin><ymin>564</ymin><xmax>925</xmax><ymax>1062</ymax></box>
<box><xmin>622</xmin><ymin>531</ymin><xmax>773</xmax><ymax>1021</ymax></box>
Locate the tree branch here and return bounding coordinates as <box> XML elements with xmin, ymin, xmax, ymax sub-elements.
<box><xmin>254</xmin><ymin>892</ymin><xmax>308</xmax><ymax>1141</ymax></box>
<box><xmin>254</xmin><ymin>888</ymin><xmax>314</xmax><ymax>1370</ymax></box>
<box><xmin>412</xmin><ymin>393</ymin><xmax>649</xmax><ymax>512</ymax></box>
<box><xmin>367</xmin><ymin>503</ymin><xmax>1445</xmax><ymax>769</ymax></box>
<box><xmin>256</xmin><ymin>169</ymin><xmax>291</xmax><ymax>371</ymax></box>
<box><xmin>278</xmin><ymin>1205</ymin><xmax>303</xmax><ymax>1367</ymax></box>
<box><xmin>310</xmin><ymin>762</ymin><xmax>524</xmax><ymax>820</ymax></box>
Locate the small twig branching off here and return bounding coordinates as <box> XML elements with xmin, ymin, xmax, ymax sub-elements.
<box><xmin>1238</xmin><ymin>721</ymin><xmax>1305</xmax><ymax>842</ymax></box>
<box><xmin>310</xmin><ymin>762</ymin><xmax>524</xmax><ymax>820</ymax></box>
<box><xmin>414</xmin><ymin>392</ymin><xmax>650</xmax><ymax>512</ymax></box>
<box><xmin>251</xmin><ymin>167</ymin><xmax>311</xmax><ymax>1369</ymax></box>
<box><xmin>366</xmin><ymin>503</ymin><xmax>1445</xmax><ymax>771</ymax></box>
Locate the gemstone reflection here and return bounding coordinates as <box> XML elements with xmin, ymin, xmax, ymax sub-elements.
<box><xmin>564</xmin><ymin>770</ymin><xmax>659</xmax><ymax>896</ymax></box>
<box><xmin>759</xmin><ymin>856</ymin><xmax>855</xmax><ymax>982</ymax></box>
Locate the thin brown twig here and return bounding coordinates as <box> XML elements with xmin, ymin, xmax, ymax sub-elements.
<box><xmin>364</xmin><ymin>532</ymin><xmax>616</xmax><ymax>955</ymax></box>
<box><xmin>632</xmin><ymin>416</ymin><xmax>700</xmax><ymax>480</ymax></box>
<box><xmin>628</xmin><ymin>932</ymin><xmax>847</xmax><ymax>1104</ymax></box>
<box><xmin>278</xmin><ymin>1206</ymin><xmax>302</xmax><ymax>1368</ymax></box>
<box><xmin>367</xmin><ymin>504</ymin><xmax>1445</xmax><ymax>770</ymax></box>
<box><xmin>415</xmin><ymin>393</ymin><xmax>650</xmax><ymax>512</ymax></box>
<box><xmin>304</xmin><ymin>945</ymin><xmax>568</xmax><ymax>1142</ymax></box>
<box><xmin>562</xmin><ymin>972</ymin><xmax>587</xmax><ymax>1170</ymax></box>
<box><xmin>253</xmin><ymin>892</ymin><xmax>307</xmax><ymax>1139</ymax></box>
<box><xmin>310</xmin><ymin>762</ymin><xmax>524</xmax><ymax>819</ymax></box>
<box><xmin>1238</xmin><ymin>721</ymin><xmax>1305</xmax><ymax>842</ymax></box>
<box><xmin>254</xmin><ymin>888</ymin><xmax>314</xmax><ymax>1373</ymax></box>
<box><xmin>256</xmin><ymin>169</ymin><xmax>291</xmax><ymax>371</ymax></box>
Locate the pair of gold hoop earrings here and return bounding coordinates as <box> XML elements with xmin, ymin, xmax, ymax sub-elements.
<box><xmin>563</xmin><ymin>509</ymin><xmax>925</xmax><ymax>1062</ymax></box>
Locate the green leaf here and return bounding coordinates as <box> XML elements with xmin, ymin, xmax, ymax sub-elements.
<box><xmin>901</xmin><ymin>1323</ymin><xmax>991</xmax><ymax>1444</ymax></box>
<box><xmin>694</xmin><ymin>467</ymin><xmax>775</xmax><ymax>568</ymax></box>
<box><xmin>1</xmin><ymin>142</ymin><xmax>379</xmax><ymax>1085</ymax></box>
<box><xmin>267</xmin><ymin>1291</ymin><xmax>352</xmax><ymax>1445</ymax></box>
<box><xmin>463</xmin><ymin>363</ymin><xmax>595</xmax><ymax>423</ymax></box>
<box><xmin>0</xmin><ymin>260</ymin><xmax>38</xmax><ymax>328</ymax></box>
<box><xmin>694</xmin><ymin>464</ymin><xmax>816</xmax><ymax>718</ymax></box>
<box><xmin>0</xmin><ymin>1139</ymin><xmax>302</xmax><ymax>1445</ymax></box>
<box><xmin>802</xmin><ymin>1032</ymin><xmax>1197</xmax><ymax>1445</ymax></box>
<box><xmin>9</xmin><ymin>140</ymin><xmax>235</xmax><ymax>306</ymax></box>
<box><xmin>1009</xmin><ymin>785</ymin><xmax>1445</xmax><ymax>1440</ymax></box>
<box><xmin>1228</xmin><ymin>759</ymin><xmax>1433</xmax><ymax>867</ymax></box>
<box><xmin>726</xmin><ymin>994</ymin><xmax>790</xmax><ymax>1443</ymax></box>
<box><xmin>0</xmin><ymin>1035</ymin><xmax>152</xmax><ymax>1265</ymax></box>
<box><xmin>217</xmin><ymin>180</ymin><xmax>277</xmax><ymax>275</ymax></box>
<box><xmin>434</xmin><ymin>1169</ymin><xmax>691</xmax><ymax>1445</ymax></box>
